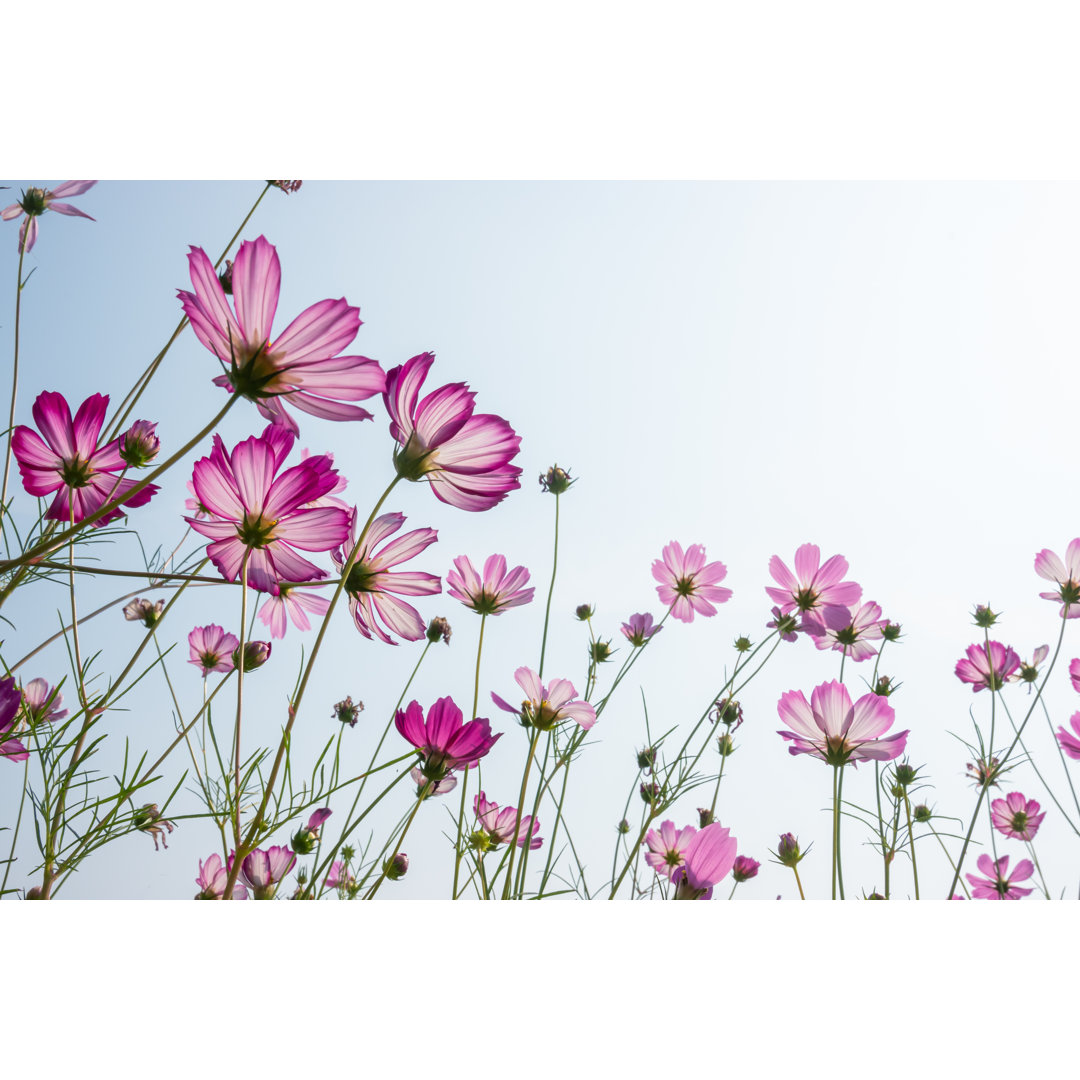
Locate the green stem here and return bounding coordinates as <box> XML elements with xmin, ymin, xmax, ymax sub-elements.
<box><xmin>452</xmin><ymin>612</ymin><xmax>487</xmax><ymax>898</ymax></box>
<box><xmin>502</xmin><ymin>729</ymin><xmax>541</xmax><ymax>898</ymax></box>
<box><xmin>364</xmin><ymin>782</ymin><xmax>431</xmax><ymax>899</ymax></box>
<box><xmin>0</xmin><ymin>753</ymin><xmax>30</xmax><ymax>896</ymax></box>
<box><xmin>903</xmin><ymin>793</ymin><xmax>920</xmax><ymax>899</ymax></box>
<box><xmin>538</xmin><ymin>492</ymin><xmax>560</xmax><ymax>679</ymax></box>
<box><xmin>792</xmin><ymin>864</ymin><xmax>806</xmax><ymax>900</ymax></box>
<box><xmin>832</xmin><ymin>764</ymin><xmax>840</xmax><ymax>900</ymax></box>
<box><xmin>0</xmin><ymin>240</ymin><xmax>28</xmax><ymax>530</ymax></box>
<box><xmin>232</xmin><ymin>556</ymin><xmax>250</xmax><ymax>848</ymax></box>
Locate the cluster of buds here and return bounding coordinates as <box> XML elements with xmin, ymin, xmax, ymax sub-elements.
<box><xmin>539</xmin><ymin>464</ymin><xmax>574</xmax><ymax>494</ymax></box>
<box><xmin>123</xmin><ymin>598</ymin><xmax>164</xmax><ymax>629</ymax></box>
<box><xmin>332</xmin><ymin>696</ymin><xmax>363</xmax><ymax>727</ymax></box>
<box><xmin>118</xmin><ymin>420</ymin><xmax>160</xmax><ymax>468</ymax></box>
<box><xmin>426</xmin><ymin>617</ymin><xmax>452</xmax><ymax>645</ymax></box>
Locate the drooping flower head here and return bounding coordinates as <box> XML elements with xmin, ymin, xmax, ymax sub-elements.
<box><xmin>395</xmin><ymin>697</ymin><xmax>502</xmax><ymax>781</ymax></box>
<box><xmin>123</xmin><ymin>598</ymin><xmax>164</xmax><ymax>628</ymax></box>
<box><xmin>188</xmin><ymin>625</ymin><xmax>239</xmax><ymax>676</ymax></box>
<box><xmin>802</xmin><ymin>601</ymin><xmax>887</xmax><ymax>662</ymax></box>
<box><xmin>1035</xmin><ymin>539</ymin><xmax>1080</xmax><ymax>618</ymax></box>
<box><xmin>383</xmin><ymin>352</ymin><xmax>522</xmax><ymax>511</ymax></box>
<box><xmin>990</xmin><ymin>792</ymin><xmax>1045</xmax><ymax>841</ymax></box>
<box><xmin>954</xmin><ymin>641</ymin><xmax>1021</xmax><ymax>693</ymax></box>
<box><xmin>651</xmin><ymin>541</ymin><xmax>732</xmax><ymax>623</ymax></box>
<box><xmin>2</xmin><ymin>181</ymin><xmax>96</xmax><ymax>253</ymax></box>
<box><xmin>12</xmin><ymin>392</ymin><xmax>160</xmax><ymax>527</ymax></box>
<box><xmin>186</xmin><ymin>428</ymin><xmax>349</xmax><ymax>593</ymax></box>
<box><xmin>257</xmin><ymin>583</ymin><xmax>330</xmax><ymax>638</ymax></box>
<box><xmin>766</xmin><ymin>543</ymin><xmax>862</xmax><ymax>619</ymax></box>
<box><xmin>446</xmin><ymin>554</ymin><xmax>533</xmax><ymax>615</ymax></box>
<box><xmin>965</xmin><ymin>854</ymin><xmax>1035</xmax><ymax>900</ymax></box>
<box><xmin>491</xmin><ymin>666</ymin><xmax>596</xmax><ymax>732</ymax></box>
<box><xmin>20</xmin><ymin>678</ymin><xmax>67</xmax><ymax>726</ymax></box>
<box><xmin>240</xmin><ymin>845</ymin><xmax>297</xmax><ymax>899</ymax></box>
<box><xmin>332</xmin><ymin>510</ymin><xmax>441</xmax><ymax>644</ymax></box>
<box><xmin>643</xmin><ymin>820</ymin><xmax>698</xmax><ymax>881</ymax></box>
<box><xmin>195</xmin><ymin>853</ymin><xmax>248</xmax><ymax>899</ymax></box>
<box><xmin>777</xmin><ymin>680</ymin><xmax>908</xmax><ymax>766</ymax></box>
<box><xmin>0</xmin><ymin>677</ymin><xmax>26</xmax><ymax>763</ymax></box>
<box><xmin>621</xmin><ymin>612</ymin><xmax>663</xmax><ymax>647</ymax></box>
<box><xmin>473</xmin><ymin>792</ymin><xmax>543</xmax><ymax>851</ymax></box>
<box><xmin>671</xmin><ymin>822</ymin><xmax>738</xmax><ymax>900</ymax></box>
<box><xmin>179</xmin><ymin>236</ymin><xmax>385</xmax><ymax>433</ymax></box>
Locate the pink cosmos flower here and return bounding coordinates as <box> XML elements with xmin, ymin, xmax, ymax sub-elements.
<box><xmin>491</xmin><ymin>666</ymin><xmax>597</xmax><ymax>731</ymax></box>
<box><xmin>179</xmin><ymin>235</ymin><xmax>385</xmax><ymax>433</ymax></box>
<box><xmin>621</xmin><ymin>612</ymin><xmax>663</xmax><ymax>647</ymax></box>
<box><xmin>332</xmin><ymin>510</ymin><xmax>441</xmax><ymax>644</ymax></box>
<box><xmin>12</xmin><ymin>392</ymin><xmax>159</xmax><ymax>527</ymax></box>
<box><xmin>257</xmin><ymin>583</ymin><xmax>330</xmax><ymax>638</ymax></box>
<box><xmin>990</xmin><ymin>792</ymin><xmax>1046</xmax><ymax>841</ymax></box>
<box><xmin>777</xmin><ymin>680</ymin><xmax>909</xmax><ymax>766</ymax></box>
<box><xmin>324</xmin><ymin>861</ymin><xmax>355</xmax><ymax>891</ymax></box>
<box><xmin>731</xmin><ymin>855</ymin><xmax>761</xmax><ymax>883</ymax></box>
<box><xmin>410</xmin><ymin>766</ymin><xmax>458</xmax><ymax>796</ymax></box>
<box><xmin>0</xmin><ymin>677</ymin><xmax>26</xmax><ymax>763</ymax></box>
<box><xmin>186</xmin><ymin>430</ymin><xmax>349</xmax><ymax>593</ymax></box>
<box><xmin>473</xmin><ymin>791</ymin><xmax>543</xmax><ymax>850</ymax></box>
<box><xmin>240</xmin><ymin>845</ymin><xmax>297</xmax><ymax>899</ymax></box>
<box><xmin>188</xmin><ymin>625</ymin><xmax>240</xmax><ymax>676</ymax></box>
<box><xmin>965</xmin><ymin>854</ymin><xmax>1035</xmax><ymax>900</ymax></box>
<box><xmin>20</xmin><ymin>678</ymin><xmax>67</xmax><ymax>725</ymax></box>
<box><xmin>766</xmin><ymin>543</ymin><xmax>862</xmax><ymax>619</ymax></box>
<box><xmin>643</xmin><ymin>820</ymin><xmax>698</xmax><ymax>881</ymax></box>
<box><xmin>954</xmin><ymin>641</ymin><xmax>1021</xmax><ymax>693</ymax></box>
<box><xmin>446</xmin><ymin>554</ymin><xmax>534</xmax><ymax>615</ymax></box>
<box><xmin>195</xmin><ymin>853</ymin><xmax>248</xmax><ymax>899</ymax></box>
<box><xmin>651</xmin><ymin>541</ymin><xmax>732</xmax><ymax>623</ymax></box>
<box><xmin>2</xmin><ymin>181</ymin><xmax>96</xmax><ymax>253</ymax></box>
<box><xmin>395</xmin><ymin>697</ymin><xmax>502</xmax><ymax>781</ymax></box>
<box><xmin>1056</xmin><ymin>714</ymin><xmax>1080</xmax><ymax>760</ymax></box>
<box><xmin>1034</xmin><ymin>539</ymin><xmax>1080</xmax><ymax>618</ymax></box>
<box><xmin>1070</xmin><ymin>658</ymin><xmax>1080</xmax><ymax>694</ymax></box>
<box><xmin>671</xmin><ymin>822</ymin><xmax>738</xmax><ymax>900</ymax></box>
<box><xmin>383</xmin><ymin>352</ymin><xmax>522</xmax><ymax>511</ymax></box>
<box><xmin>803</xmin><ymin>601</ymin><xmax>886</xmax><ymax>662</ymax></box>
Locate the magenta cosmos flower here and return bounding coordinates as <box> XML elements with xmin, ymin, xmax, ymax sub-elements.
<box><xmin>383</xmin><ymin>352</ymin><xmax>522</xmax><ymax>511</ymax></box>
<box><xmin>1056</xmin><ymin>714</ymin><xmax>1080</xmax><ymax>760</ymax></box>
<box><xmin>2</xmin><ymin>181</ymin><xmax>96</xmax><ymax>253</ymax></box>
<box><xmin>644</xmin><ymin>820</ymin><xmax>698</xmax><ymax>881</ymax></box>
<box><xmin>1070</xmin><ymin>658</ymin><xmax>1080</xmax><ymax>694</ymax></box>
<box><xmin>396</xmin><ymin>697</ymin><xmax>502</xmax><ymax>781</ymax></box>
<box><xmin>966</xmin><ymin>854</ymin><xmax>1035</xmax><ymax>900</ymax></box>
<box><xmin>474</xmin><ymin>791</ymin><xmax>542</xmax><ymax>850</ymax></box>
<box><xmin>491</xmin><ymin>666</ymin><xmax>597</xmax><ymax>732</ymax></box>
<box><xmin>446</xmin><ymin>554</ymin><xmax>533</xmax><ymax>615</ymax></box>
<box><xmin>179</xmin><ymin>235</ymin><xmax>384</xmax><ymax>433</ymax></box>
<box><xmin>621</xmin><ymin>612</ymin><xmax>663</xmax><ymax>647</ymax></box>
<box><xmin>766</xmin><ymin>543</ymin><xmax>862</xmax><ymax>619</ymax></box>
<box><xmin>186</xmin><ymin>430</ymin><xmax>349</xmax><ymax>593</ymax></box>
<box><xmin>257</xmin><ymin>583</ymin><xmax>330</xmax><ymax>639</ymax></box>
<box><xmin>20</xmin><ymin>678</ymin><xmax>67</xmax><ymax>726</ymax></box>
<box><xmin>331</xmin><ymin>510</ymin><xmax>440</xmax><ymax>644</ymax></box>
<box><xmin>777</xmin><ymin>680</ymin><xmax>908</xmax><ymax>766</ymax></box>
<box><xmin>990</xmin><ymin>792</ymin><xmax>1046</xmax><ymax>841</ymax></box>
<box><xmin>188</xmin><ymin>625</ymin><xmax>239</xmax><ymax>676</ymax></box>
<box><xmin>12</xmin><ymin>392</ymin><xmax>159</xmax><ymax>527</ymax></box>
<box><xmin>731</xmin><ymin>855</ymin><xmax>761</xmax><ymax>883</ymax></box>
<box><xmin>240</xmin><ymin>845</ymin><xmax>296</xmax><ymax>899</ymax></box>
<box><xmin>954</xmin><ymin>641</ymin><xmax>1021</xmax><ymax>693</ymax></box>
<box><xmin>651</xmin><ymin>542</ymin><xmax>732</xmax><ymax>623</ymax></box>
<box><xmin>195</xmin><ymin>853</ymin><xmax>248</xmax><ymax>899</ymax></box>
<box><xmin>1034</xmin><ymin>539</ymin><xmax>1080</xmax><ymax>618</ymax></box>
<box><xmin>671</xmin><ymin>822</ymin><xmax>738</xmax><ymax>900</ymax></box>
<box><xmin>803</xmin><ymin>601</ymin><xmax>886</xmax><ymax>662</ymax></box>
<box><xmin>0</xmin><ymin>677</ymin><xmax>26</xmax><ymax>763</ymax></box>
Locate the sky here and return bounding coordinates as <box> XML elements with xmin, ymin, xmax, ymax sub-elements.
<box><xmin>3</xmin><ymin>179</ymin><xmax>1080</xmax><ymax>903</ymax></box>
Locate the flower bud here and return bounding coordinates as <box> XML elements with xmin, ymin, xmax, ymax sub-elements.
<box><xmin>636</xmin><ymin>746</ymin><xmax>657</xmax><ymax>772</ymax></box>
<box><xmin>123</xmin><ymin>597</ymin><xmax>164</xmax><ymax>628</ymax></box>
<box><xmin>218</xmin><ymin>259</ymin><xmax>234</xmax><ymax>294</ymax></box>
<box><xmin>913</xmin><ymin>804</ymin><xmax>932</xmax><ymax>823</ymax></box>
<box><xmin>589</xmin><ymin>639</ymin><xmax>614</xmax><ymax>664</ymax></box>
<box><xmin>384</xmin><ymin>852</ymin><xmax>409</xmax><ymax>881</ymax></box>
<box><xmin>881</xmin><ymin>621</ymin><xmax>902</xmax><ymax>642</ymax></box>
<box><xmin>539</xmin><ymin>465</ymin><xmax>575</xmax><ymax>494</ymax></box>
<box><xmin>893</xmin><ymin>762</ymin><xmax>918</xmax><ymax>788</ymax></box>
<box><xmin>575</xmin><ymin>603</ymin><xmax>595</xmax><ymax>621</ymax></box>
<box><xmin>617</xmin><ymin>818</ymin><xmax>630</xmax><ymax>834</ymax></box>
<box><xmin>973</xmin><ymin>604</ymin><xmax>999</xmax><ymax>628</ymax></box>
<box><xmin>292</xmin><ymin>829</ymin><xmax>317</xmax><ymax>856</ymax></box>
<box><xmin>269</xmin><ymin>180</ymin><xmax>303</xmax><ymax>194</ymax></box>
<box><xmin>866</xmin><ymin>892</ymin><xmax>886</xmax><ymax>899</ymax></box>
<box><xmin>710</xmin><ymin>696</ymin><xmax>743</xmax><ymax>727</ymax></box>
<box><xmin>119</xmin><ymin>420</ymin><xmax>160</xmax><ymax>468</ymax></box>
<box><xmin>873</xmin><ymin>675</ymin><xmax>898</xmax><ymax>697</ymax></box>
<box><xmin>697</xmin><ymin>807</ymin><xmax>715</xmax><ymax>828</ymax></box>
<box><xmin>639</xmin><ymin>781</ymin><xmax>661</xmax><ymax>805</ymax></box>
<box><xmin>731</xmin><ymin>855</ymin><xmax>760</xmax><ymax>883</ymax></box>
<box><xmin>733</xmin><ymin>635</ymin><xmax>753</xmax><ymax>652</ymax></box>
<box><xmin>24</xmin><ymin>886</ymin><xmax>43</xmax><ymax>899</ymax></box>
<box><xmin>232</xmin><ymin>640</ymin><xmax>272</xmax><ymax>672</ymax></box>
<box><xmin>776</xmin><ymin>832</ymin><xmax>803</xmax><ymax>867</ymax></box>
<box><xmin>332</xmin><ymin>695</ymin><xmax>363</xmax><ymax>727</ymax></box>
<box><xmin>426</xmin><ymin>616</ymin><xmax>452</xmax><ymax>645</ymax></box>
<box><xmin>716</xmin><ymin>733</ymin><xmax>736</xmax><ymax>757</ymax></box>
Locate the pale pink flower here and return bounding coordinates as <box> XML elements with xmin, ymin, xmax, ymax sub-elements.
<box><xmin>332</xmin><ymin>510</ymin><xmax>441</xmax><ymax>644</ymax></box>
<box><xmin>473</xmin><ymin>791</ymin><xmax>543</xmax><ymax>850</ymax></box>
<box><xmin>324</xmin><ymin>861</ymin><xmax>355</xmax><ymax>891</ymax></box>
<box><xmin>257</xmin><ymin>583</ymin><xmax>330</xmax><ymax>638</ymax></box>
<box><xmin>179</xmin><ymin>235</ymin><xmax>385</xmax><ymax>433</ymax></box>
<box><xmin>396</xmin><ymin>697</ymin><xmax>502</xmax><ymax>781</ymax></box>
<box><xmin>803</xmin><ymin>601</ymin><xmax>886</xmax><ymax>662</ymax></box>
<box><xmin>186</xmin><ymin>429</ymin><xmax>349</xmax><ymax>593</ymax></box>
<box><xmin>651</xmin><ymin>541</ymin><xmax>732</xmax><ymax>623</ymax></box>
<box><xmin>621</xmin><ymin>612</ymin><xmax>663</xmax><ymax>647</ymax></box>
<box><xmin>0</xmin><ymin>677</ymin><xmax>26</xmax><ymax>763</ymax></box>
<box><xmin>765</xmin><ymin>543</ymin><xmax>862</xmax><ymax>619</ymax></box>
<box><xmin>491</xmin><ymin>666</ymin><xmax>597</xmax><ymax>731</ymax></box>
<box><xmin>2</xmin><ymin>181</ymin><xmax>96</xmax><ymax>253</ymax></box>
<box><xmin>643</xmin><ymin>820</ymin><xmax>698</xmax><ymax>880</ymax></box>
<box><xmin>1034</xmin><ymin>539</ymin><xmax>1080</xmax><ymax>618</ymax></box>
<box><xmin>20</xmin><ymin>678</ymin><xmax>67</xmax><ymax>725</ymax></box>
<box><xmin>195</xmin><ymin>853</ymin><xmax>248</xmax><ymax>899</ymax></box>
<box><xmin>990</xmin><ymin>792</ymin><xmax>1045</xmax><ymax>841</ymax></box>
<box><xmin>383</xmin><ymin>352</ymin><xmax>522</xmax><ymax>511</ymax></box>
<box><xmin>1056</xmin><ymin>714</ymin><xmax>1080</xmax><ymax>760</ymax></box>
<box><xmin>12</xmin><ymin>391</ymin><xmax>159</xmax><ymax>527</ymax></box>
<box><xmin>965</xmin><ymin>854</ymin><xmax>1034</xmax><ymax>900</ymax></box>
<box><xmin>188</xmin><ymin>625</ymin><xmax>239</xmax><ymax>676</ymax></box>
<box><xmin>446</xmin><ymin>554</ymin><xmax>533</xmax><ymax>615</ymax></box>
<box><xmin>671</xmin><ymin>822</ymin><xmax>738</xmax><ymax>900</ymax></box>
<box><xmin>240</xmin><ymin>845</ymin><xmax>296</xmax><ymax>899</ymax></box>
<box><xmin>410</xmin><ymin>766</ymin><xmax>458</xmax><ymax>796</ymax></box>
<box><xmin>954</xmin><ymin>641</ymin><xmax>1021</xmax><ymax>692</ymax></box>
<box><xmin>777</xmin><ymin>680</ymin><xmax>908</xmax><ymax>766</ymax></box>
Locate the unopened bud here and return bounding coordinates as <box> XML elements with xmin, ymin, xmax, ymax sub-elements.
<box><xmin>426</xmin><ymin>616</ymin><xmax>452</xmax><ymax>644</ymax></box>
<box><xmin>881</xmin><ymin>621</ymin><xmax>902</xmax><ymax>642</ymax></box>
<box><xmin>913</xmin><ymin>804</ymin><xmax>932</xmax><ymax>823</ymax></box>
<box><xmin>636</xmin><ymin>746</ymin><xmax>657</xmax><ymax>772</ymax></box>
<box><xmin>617</xmin><ymin>818</ymin><xmax>630</xmax><ymax>834</ymax></box>
<box><xmin>233</xmin><ymin>640</ymin><xmax>271</xmax><ymax>672</ymax></box>
<box><xmin>697</xmin><ymin>807</ymin><xmax>715</xmax><ymax>828</ymax></box>
<box><xmin>973</xmin><ymin>604</ymin><xmax>999</xmax><ymax>628</ymax></box>
<box><xmin>575</xmin><ymin>603</ymin><xmax>595</xmax><ymax>621</ymax></box>
<box><xmin>639</xmin><ymin>781</ymin><xmax>661</xmax><ymax>805</ymax></box>
<box><xmin>539</xmin><ymin>465</ymin><xmax>574</xmax><ymax>494</ymax></box>
<box><xmin>776</xmin><ymin>832</ymin><xmax>803</xmax><ymax>867</ymax></box>
<box><xmin>119</xmin><ymin>420</ymin><xmax>160</xmax><ymax>468</ymax></box>
<box><xmin>733</xmin><ymin>635</ymin><xmax>753</xmax><ymax>652</ymax></box>
<box><xmin>716</xmin><ymin>733</ymin><xmax>736</xmax><ymax>757</ymax></box>
<box><xmin>589</xmin><ymin>639</ymin><xmax>614</xmax><ymax>663</ymax></box>
<box><xmin>385</xmin><ymin>852</ymin><xmax>409</xmax><ymax>881</ymax></box>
